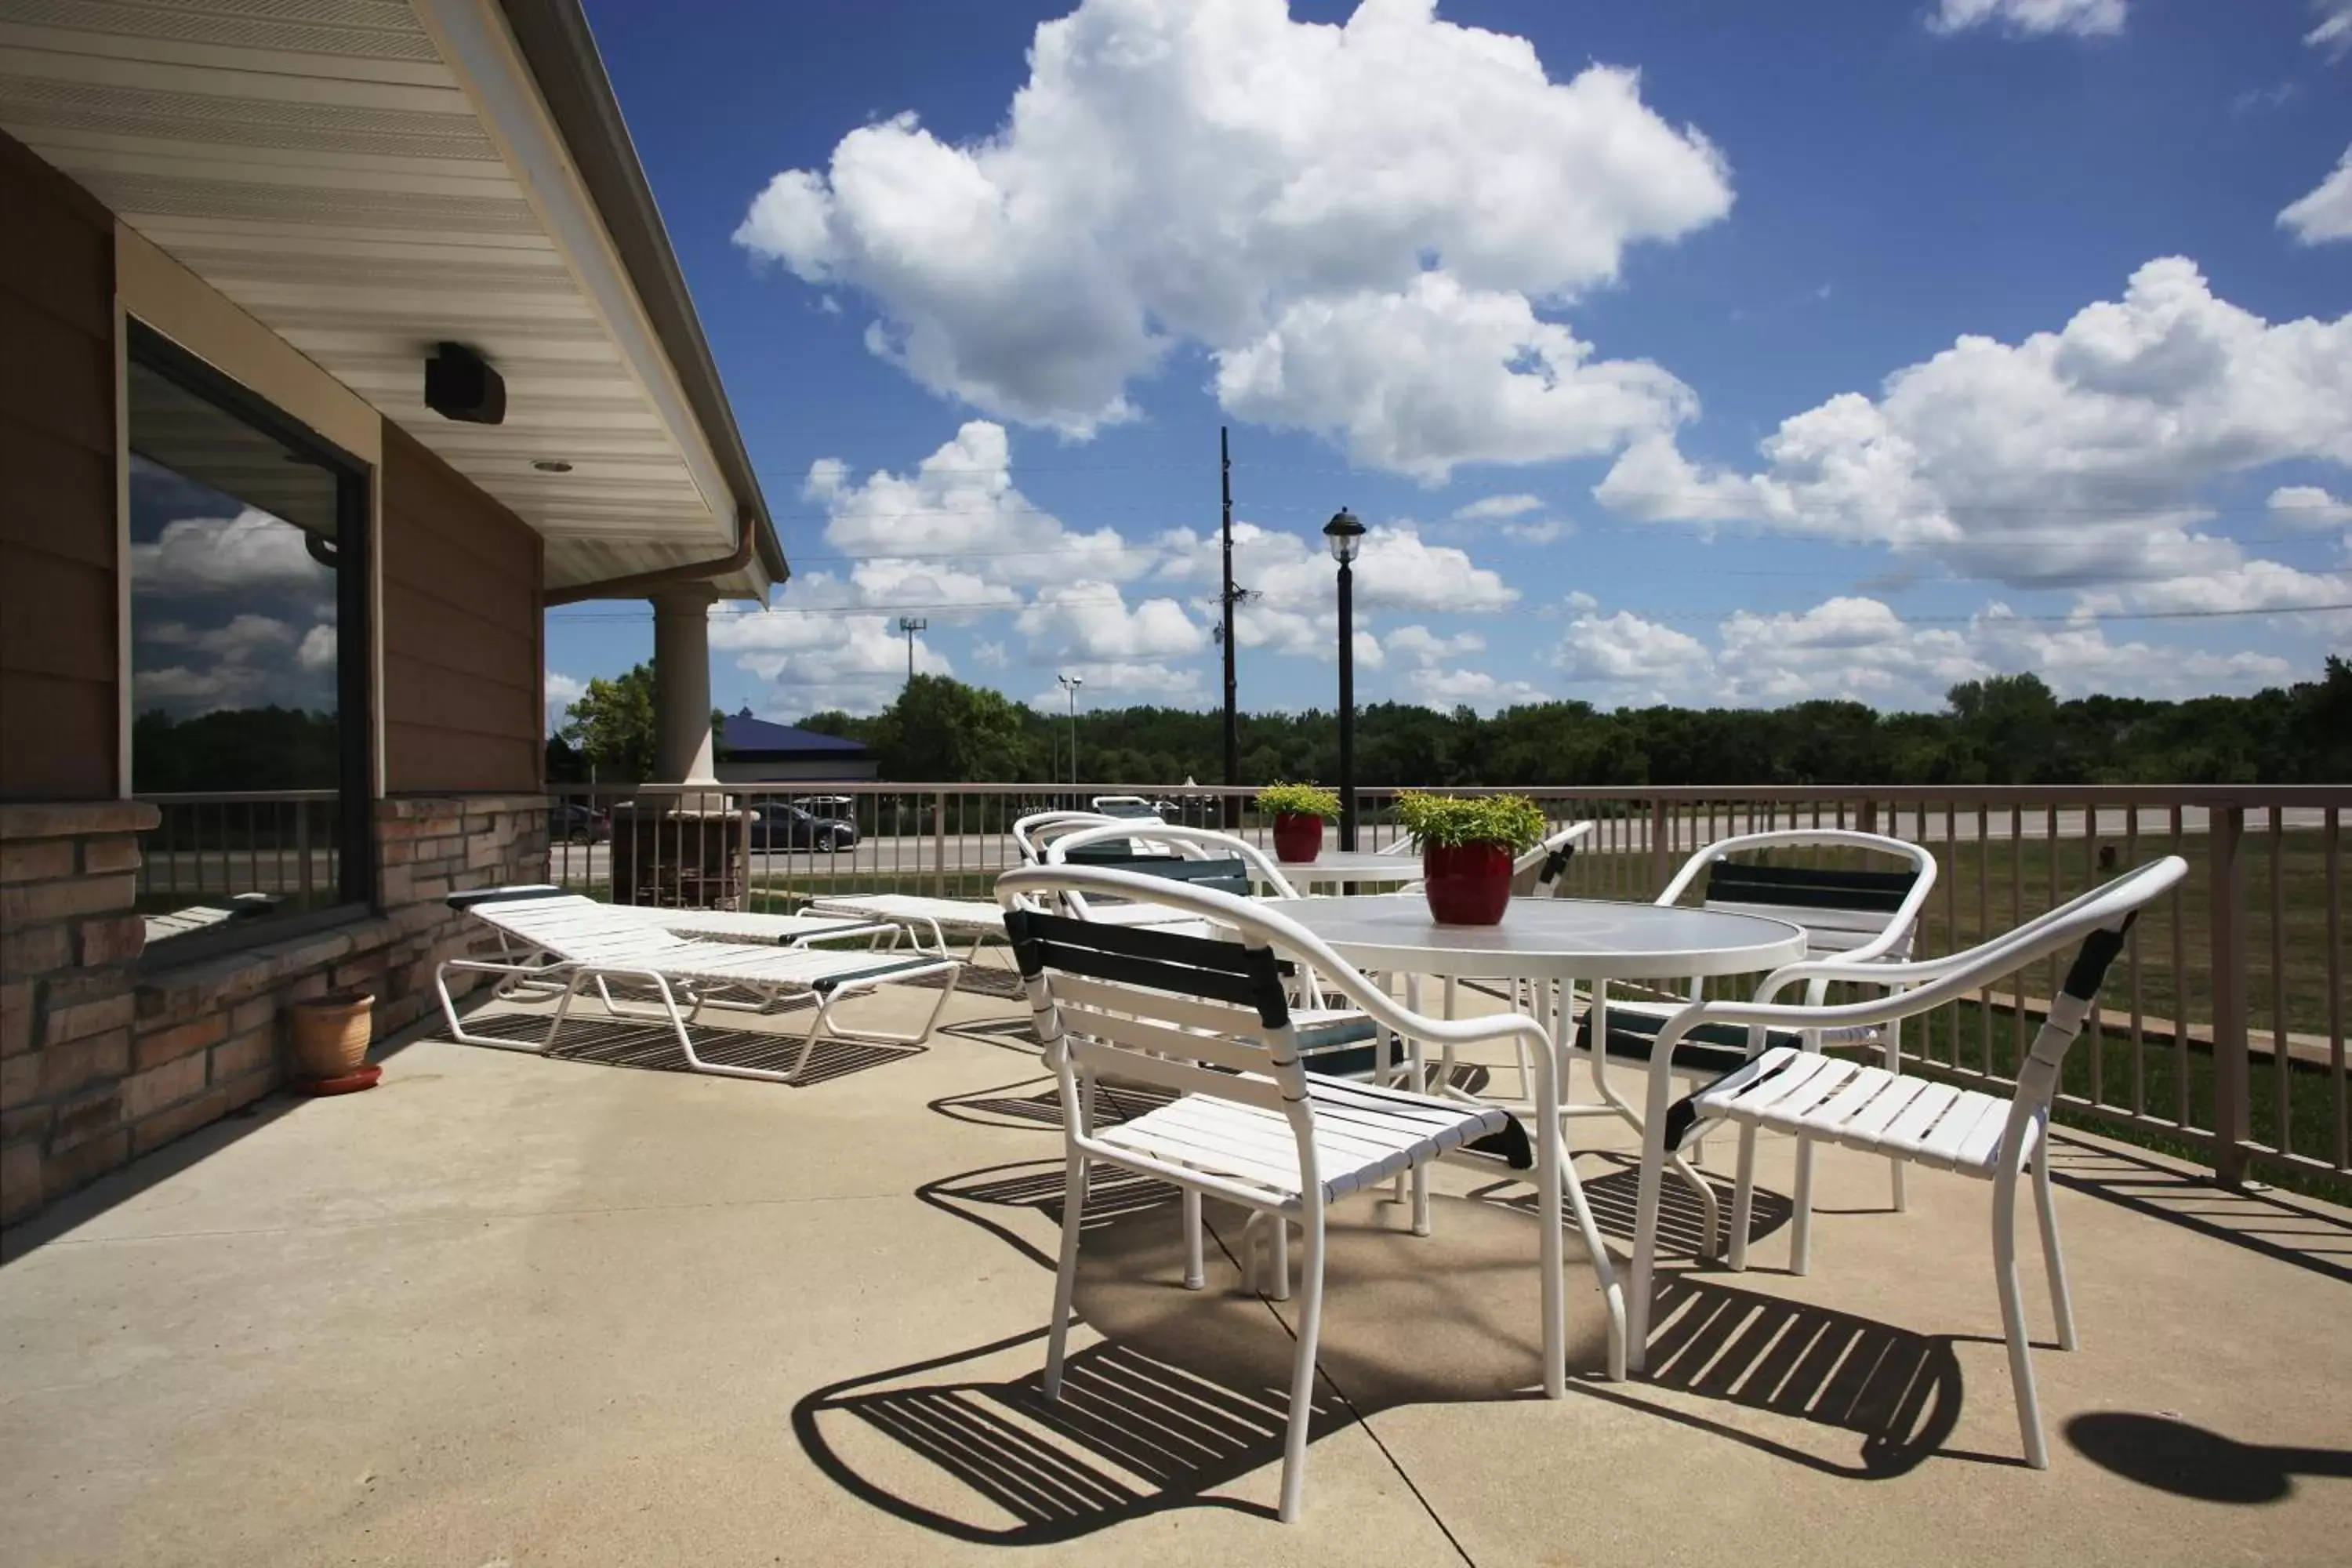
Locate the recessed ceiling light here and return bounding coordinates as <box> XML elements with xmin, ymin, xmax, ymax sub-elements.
<box><xmin>532</xmin><ymin>459</ymin><xmax>573</xmax><ymax>474</ymax></box>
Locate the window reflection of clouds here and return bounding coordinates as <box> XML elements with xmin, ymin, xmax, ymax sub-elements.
<box><xmin>128</xmin><ymin>459</ymin><xmax>338</xmax><ymax>721</ymax></box>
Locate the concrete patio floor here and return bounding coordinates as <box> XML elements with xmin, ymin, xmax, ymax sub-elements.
<box><xmin>2</xmin><ymin>968</ymin><xmax>2347</xmax><ymax>1566</ymax></box>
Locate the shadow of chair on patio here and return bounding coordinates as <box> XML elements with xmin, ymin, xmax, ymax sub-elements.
<box><xmin>450</xmin><ymin>1010</ymin><xmax>924</xmax><ymax>1087</ymax></box>
<box><xmin>793</xmin><ymin>1153</ymin><xmax>1975</xmax><ymax>1543</ymax></box>
<box><xmin>2067</xmin><ymin>1412</ymin><xmax>2352</xmax><ymax>1504</ymax></box>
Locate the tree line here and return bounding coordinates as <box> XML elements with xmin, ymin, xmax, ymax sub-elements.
<box><xmin>766</xmin><ymin>658</ymin><xmax>2350</xmax><ymax>787</ymax></box>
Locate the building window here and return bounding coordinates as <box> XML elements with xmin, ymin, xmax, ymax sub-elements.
<box><xmin>127</xmin><ymin>322</ymin><xmax>372</xmax><ymax>956</ymax></box>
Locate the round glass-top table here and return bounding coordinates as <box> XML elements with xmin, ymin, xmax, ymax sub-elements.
<box><xmin>1258</xmin><ymin>894</ymin><xmax>1806</xmax><ymax>982</ymax></box>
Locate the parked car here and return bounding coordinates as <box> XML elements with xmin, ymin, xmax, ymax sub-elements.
<box><xmin>747</xmin><ymin>802</ymin><xmax>858</xmax><ymax>851</ymax></box>
<box><xmin>791</xmin><ymin>794</ymin><xmax>858</xmax><ymax>818</ymax></box>
<box><xmin>1090</xmin><ymin>794</ymin><xmax>1175</xmax><ymax>820</ymax></box>
<box><xmin>550</xmin><ymin>803</ymin><xmax>609</xmax><ymax>844</ymax></box>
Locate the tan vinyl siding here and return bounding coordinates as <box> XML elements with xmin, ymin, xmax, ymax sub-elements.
<box><xmin>379</xmin><ymin>423</ymin><xmax>543</xmax><ymax>793</ymax></box>
<box><xmin>0</xmin><ymin>132</ymin><xmax>117</xmax><ymax>800</ymax></box>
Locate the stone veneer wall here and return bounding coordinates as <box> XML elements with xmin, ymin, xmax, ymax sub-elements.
<box><xmin>1</xmin><ymin>795</ymin><xmax>545</xmax><ymax>1226</ymax></box>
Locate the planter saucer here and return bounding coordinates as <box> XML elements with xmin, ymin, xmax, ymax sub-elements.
<box><xmin>293</xmin><ymin>1063</ymin><xmax>382</xmax><ymax>1097</ymax></box>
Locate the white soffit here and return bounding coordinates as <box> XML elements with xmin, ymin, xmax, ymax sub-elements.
<box><xmin>0</xmin><ymin>0</ymin><xmax>764</xmax><ymax>595</ymax></box>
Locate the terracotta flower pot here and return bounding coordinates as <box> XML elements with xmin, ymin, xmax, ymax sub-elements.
<box><xmin>1272</xmin><ymin>812</ymin><xmax>1324</xmax><ymax>864</ymax></box>
<box><xmin>1422</xmin><ymin>842</ymin><xmax>1514</xmax><ymax>925</ymax></box>
<box><xmin>288</xmin><ymin>992</ymin><xmax>374</xmax><ymax>1080</ymax></box>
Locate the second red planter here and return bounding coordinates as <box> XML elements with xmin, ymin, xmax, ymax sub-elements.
<box><xmin>1421</xmin><ymin>842</ymin><xmax>1514</xmax><ymax>925</ymax></box>
<box><xmin>1272</xmin><ymin>812</ymin><xmax>1324</xmax><ymax>864</ymax></box>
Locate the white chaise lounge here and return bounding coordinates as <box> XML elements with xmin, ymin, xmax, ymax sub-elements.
<box><xmin>437</xmin><ymin>888</ymin><xmax>961</xmax><ymax>1083</ymax></box>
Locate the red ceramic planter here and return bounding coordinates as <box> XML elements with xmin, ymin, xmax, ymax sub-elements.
<box><xmin>1272</xmin><ymin>812</ymin><xmax>1324</xmax><ymax>864</ymax></box>
<box><xmin>1422</xmin><ymin>842</ymin><xmax>1513</xmax><ymax>925</ymax></box>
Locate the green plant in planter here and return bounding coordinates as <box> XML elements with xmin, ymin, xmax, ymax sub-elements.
<box><xmin>1394</xmin><ymin>791</ymin><xmax>1548</xmax><ymax>854</ymax></box>
<box><xmin>1256</xmin><ymin>782</ymin><xmax>1340</xmax><ymax>818</ymax></box>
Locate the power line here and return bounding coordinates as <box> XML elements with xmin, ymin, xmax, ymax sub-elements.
<box><xmin>547</xmin><ymin>597</ymin><xmax>2352</xmax><ymax>628</ymax></box>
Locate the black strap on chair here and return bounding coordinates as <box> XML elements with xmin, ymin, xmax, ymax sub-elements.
<box><xmin>2061</xmin><ymin>913</ymin><xmax>2136</xmax><ymax>1003</ymax></box>
<box><xmin>1537</xmin><ymin>843</ymin><xmax>1578</xmax><ymax>887</ymax></box>
<box><xmin>1080</xmin><ymin>855</ymin><xmax>1254</xmax><ymax>898</ymax></box>
<box><xmin>1006</xmin><ymin>907</ymin><xmax>1293</xmax><ymax>1028</ymax></box>
<box><xmin>1705</xmin><ymin>860</ymin><xmax>1918</xmax><ymax>914</ymax></box>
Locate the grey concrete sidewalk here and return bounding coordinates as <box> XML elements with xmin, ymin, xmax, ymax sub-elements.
<box><xmin>2</xmin><ymin>976</ymin><xmax>2347</xmax><ymax>1566</ymax></box>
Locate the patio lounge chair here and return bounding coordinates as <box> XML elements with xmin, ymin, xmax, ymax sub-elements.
<box><xmin>997</xmin><ymin>864</ymin><xmax>1623</xmax><ymax>1523</ymax></box>
<box><xmin>437</xmin><ymin>889</ymin><xmax>961</xmax><ymax>1083</ymax></box>
<box><xmin>1625</xmin><ymin>855</ymin><xmax>2187</xmax><ymax>1467</ymax></box>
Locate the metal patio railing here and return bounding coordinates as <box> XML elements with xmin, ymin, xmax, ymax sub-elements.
<box><xmin>138</xmin><ymin>779</ymin><xmax>2346</xmax><ymax>1194</ymax></box>
<box><xmin>541</xmin><ymin>780</ymin><xmax>2346</xmax><ymax>1195</ymax></box>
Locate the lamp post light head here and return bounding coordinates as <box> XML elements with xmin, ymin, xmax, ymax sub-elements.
<box><xmin>1323</xmin><ymin>506</ymin><xmax>1364</xmax><ymax>564</ymax></box>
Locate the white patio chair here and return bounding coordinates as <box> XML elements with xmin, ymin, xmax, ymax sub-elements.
<box><xmin>1577</xmin><ymin>829</ymin><xmax>1936</xmax><ymax>1256</ymax></box>
<box><xmin>997</xmin><ymin>864</ymin><xmax>1625</xmax><ymax>1523</ymax></box>
<box><xmin>1011</xmin><ymin>809</ymin><xmax>1113</xmax><ymax>864</ymax></box>
<box><xmin>1625</xmin><ymin>855</ymin><xmax>2187</xmax><ymax>1467</ymax></box>
<box><xmin>437</xmin><ymin>889</ymin><xmax>962</xmax><ymax>1083</ymax></box>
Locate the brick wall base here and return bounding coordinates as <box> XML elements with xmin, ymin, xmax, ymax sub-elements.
<box><xmin>1</xmin><ymin>795</ymin><xmax>546</xmax><ymax>1227</ymax></box>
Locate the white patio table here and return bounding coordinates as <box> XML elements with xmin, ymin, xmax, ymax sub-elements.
<box><xmin>1259</xmin><ymin>893</ymin><xmax>1807</xmax><ymax>1371</ymax></box>
<box><xmin>1255</xmin><ymin>850</ymin><xmax>1423</xmax><ymax>891</ymax></box>
<box><xmin>1258</xmin><ymin>894</ymin><xmax>1806</xmax><ymax>1118</ymax></box>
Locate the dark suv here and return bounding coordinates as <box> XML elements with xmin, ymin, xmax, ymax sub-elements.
<box><xmin>747</xmin><ymin>802</ymin><xmax>858</xmax><ymax>851</ymax></box>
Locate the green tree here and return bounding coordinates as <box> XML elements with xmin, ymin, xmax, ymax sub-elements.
<box><xmin>870</xmin><ymin>674</ymin><xmax>1034</xmax><ymax>781</ymax></box>
<box><xmin>561</xmin><ymin>662</ymin><xmax>656</xmax><ymax>782</ymax></box>
<box><xmin>1946</xmin><ymin>672</ymin><xmax>2060</xmax><ymax>784</ymax></box>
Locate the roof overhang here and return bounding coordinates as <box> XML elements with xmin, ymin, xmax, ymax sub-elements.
<box><xmin>0</xmin><ymin>0</ymin><xmax>786</xmax><ymax>601</ymax></box>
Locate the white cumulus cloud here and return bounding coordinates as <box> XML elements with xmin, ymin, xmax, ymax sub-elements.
<box><xmin>1451</xmin><ymin>494</ymin><xmax>1544</xmax><ymax>523</ymax></box>
<box><xmin>1547</xmin><ymin>594</ymin><xmax>2299</xmax><ymax>711</ymax></box>
<box><xmin>1926</xmin><ymin>0</ymin><xmax>2125</xmax><ymax>38</ymax></box>
<box><xmin>2269</xmin><ymin>485</ymin><xmax>2352</xmax><ymax>528</ymax></box>
<box><xmin>1214</xmin><ymin>273</ymin><xmax>1696</xmax><ymax>482</ymax></box>
<box><xmin>2309</xmin><ymin>0</ymin><xmax>2352</xmax><ymax>57</ymax></box>
<box><xmin>1594</xmin><ymin>259</ymin><xmax>2352</xmax><ymax>602</ymax></box>
<box><xmin>736</xmin><ymin>0</ymin><xmax>1729</xmax><ymax>475</ymax></box>
<box><xmin>2280</xmin><ymin>146</ymin><xmax>2352</xmax><ymax>245</ymax></box>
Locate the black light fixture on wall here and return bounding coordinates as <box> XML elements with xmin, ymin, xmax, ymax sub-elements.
<box><xmin>425</xmin><ymin>341</ymin><xmax>506</xmax><ymax>425</ymax></box>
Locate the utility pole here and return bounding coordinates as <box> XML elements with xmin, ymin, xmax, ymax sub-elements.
<box><xmin>897</xmin><ymin>616</ymin><xmax>927</xmax><ymax>685</ymax></box>
<box><xmin>1058</xmin><ymin>673</ymin><xmax>1085</xmax><ymax>786</ymax></box>
<box><xmin>1220</xmin><ymin>426</ymin><xmax>1238</xmax><ymax>825</ymax></box>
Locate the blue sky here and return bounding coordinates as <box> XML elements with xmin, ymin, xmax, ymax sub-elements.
<box><xmin>549</xmin><ymin>0</ymin><xmax>2352</xmax><ymax>723</ymax></box>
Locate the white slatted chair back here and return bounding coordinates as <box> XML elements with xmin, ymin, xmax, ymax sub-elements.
<box><xmin>1657</xmin><ymin>829</ymin><xmax>1936</xmax><ymax>965</ymax></box>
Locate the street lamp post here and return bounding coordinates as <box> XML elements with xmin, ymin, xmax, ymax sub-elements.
<box><xmin>1322</xmin><ymin>507</ymin><xmax>1364</xmax><ymax>850</ymax></box>
<box><xmin>1057</xmin><ymin>673</ymin><xmax>1085</xmax><ymax>790</ymax></box>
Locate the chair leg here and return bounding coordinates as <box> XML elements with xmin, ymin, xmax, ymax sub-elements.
<box><xmin>1182</xmin><ymin>1186</ymin><xmax>1205</xmax><ymax>1290</ymax></box>
<box><xmin>1669</xmin><ymin>1152</ymin><xmax>1720</xmax><ymax>1261</ymax></box>
<box><xmin>1728</xmin><ymin>1123</ymin><xmax>1759</xmax><ymax>1272</ymax></box>
<box><xmin>1886</xmin><ymin>1018</ymin><xmax>1908</xmax><ymax>1212</ymax></box>
<box><xmin>1992</xmin><ymin>1167</ymin><xmax>2049</xmax><ymax>1468</ymax></box>
<box><xmin>1044</xmin><ymin>1152</ymin><xmax>1089</xmax><ymax>1401</ymax></box>
<box><xmin>1791</xmin><ymin>1131</ymin><xmax>1817</xmax><ymax>1276</ymax></box>
<box><xmin>1268</xmin><ymin>1214</ymin><xmax>1292</xmax><ymax>1302</ymax></box>
<box><xmin>1277</xmin><ymin>1204</ymin><xmax>1329</xmax><ymax>1524</ymax></box>
<box><xmin>2033</xmin><ymin>1142</ymin><xmax>2078</xmax><ymax>1351</ymax></box>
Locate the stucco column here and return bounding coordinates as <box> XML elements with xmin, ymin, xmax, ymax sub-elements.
<box><xmin>650</xmin><ymin>584</ymin><xmax>718</xmax><ymax>786</ymax></box>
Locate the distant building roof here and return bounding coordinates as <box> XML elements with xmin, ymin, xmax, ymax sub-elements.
<box><xmin>720</xmin><ymin>708</ymin><xmax>870</xmax><ymax>759</ymax></box>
